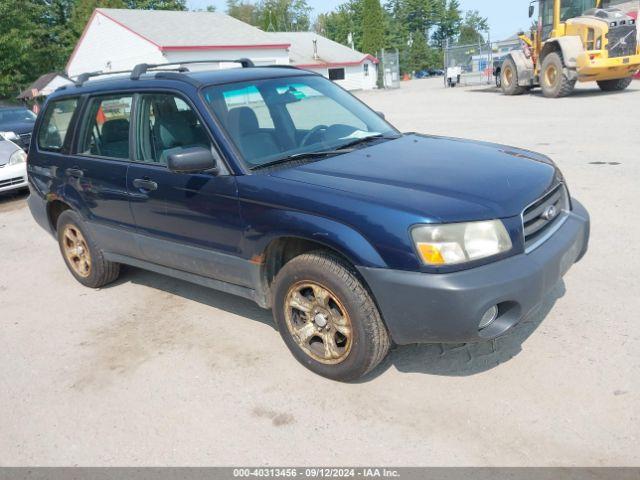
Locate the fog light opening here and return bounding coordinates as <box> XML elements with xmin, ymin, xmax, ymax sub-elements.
<box><xmin>479</xmin><ymin>305</ymin><xmax>499</xmax><ymax>330</ymax></box>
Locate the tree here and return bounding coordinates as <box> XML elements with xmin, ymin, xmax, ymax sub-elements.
<box><xmin>226</xmin><ymin>0</ymin><xmax>259</xmax><ymax>25</ymax></box>
<box><xmin>457</xmin><ymin>9</ymin><xmax>488</xmax><ymax>45</ymax></box>
<box><xmin>258</xmin><ymin>0</ymin><xmax>312</xmax><ymax>32</ymax></box>
<box><xmin>127</xmin><ymin>0</ymin><xmax>186</xmax><ymax>9</ymax></box>
<box><xmin>0</xmin><ymin>0</ymin><xmax>67</xmax><ymax>98</ymax></box>
<box><xmin>407</xmin><ymin>29</ymin><xmax>429</xmax><ymax>71</ymax></box>
<box><xmin>69</xmin><ymin>0</ymin><xmax>126</xmax><ymax>39</ymax></box>
<box><xmin>316</xmin><ymin>0</ymin><xmax>363</xmax><ymax>50</ymax></box>
<box><xmin>227</xmin><ymin>0</ymin><xmax>311</xmax><ymax>31</ymax></box>
<box><xmin>431</xmin><ymin>0</ymin><xmax>461</xmax><ymax>48</ymax></box>
<box><xmin>361</xmin><ymin>0</ymin><xmax>384</xmax><ymax>56</ymax></box>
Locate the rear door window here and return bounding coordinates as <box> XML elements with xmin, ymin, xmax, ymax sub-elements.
<box><xmin>37</xmin><ymin>98</ymin><xmax>79</xmax><ymax>152</ymax></box>
<box><xmin>77</xmin><ymin>95</ymin><xmax>133</xmax><ymax>160</ymax></box>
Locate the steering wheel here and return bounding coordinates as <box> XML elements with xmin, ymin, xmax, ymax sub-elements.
<box><xmin>301</xmin><ymin>125</ymin><xmax>328</xmax><ymax>147</ymax></box>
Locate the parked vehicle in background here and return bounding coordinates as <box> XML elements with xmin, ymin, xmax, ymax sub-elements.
<box><xmin>0</xmin><ymin>137</ymin><xmax>28</xmax><ymax>194</ymax></box>
<box><xmin>27</xmin><ymin>60</ymin><xmax>590</xmax><ymax>381</ymax></box>
<box><xmin>0</xmin><ymin>106</ymin><xmax>37</xmax><ymax>152</ymax></box>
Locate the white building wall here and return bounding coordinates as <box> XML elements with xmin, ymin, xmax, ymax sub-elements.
<box><xmin>66</xmin><ymin>12</ymin><xmax>164</xmax><ymax>78</ymax></box>
<box><xmin>163</xmin><ymin>48</ymin><xmax>290</xmax><ymax>69</ymax></box>
<box><xmin>307</xmin><ymin>60</ymin><xmax>377</xmax><ymax>91</ymax></box>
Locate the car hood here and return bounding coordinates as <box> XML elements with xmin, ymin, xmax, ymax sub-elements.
<box><xmin>0</xmin><ymin>122</ymin><xmax>34</xmax><ymax>135</ymax></box>
<box><xmin>270</xmin><ymin>134</ymin><xmax>560</xmax><ymax>222</ymax></box>
<box><xmin>0</xmin><ymin>140</ymin><xmax>20</xmax><ymax>166</ymax></box>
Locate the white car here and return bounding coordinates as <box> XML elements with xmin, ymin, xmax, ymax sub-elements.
<box><xmin>0</xmin><ymin>136</ymin><xmax>28</xmax><ymax>194</ymax></box>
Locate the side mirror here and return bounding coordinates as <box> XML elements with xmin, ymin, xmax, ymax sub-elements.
<box><xmin>167</xmin><ymin>147</ymin><xmax>219</xmax><ymax>174</ymax></box>
<box><xmin>376</xmin><ymin>111</ymin><xmax>386</xmax><ymax>120</ymax></box>
<box><xmin>529</xmin><ymin>4</ymin><xmax>535</xmax><ymax>18</ymax></box>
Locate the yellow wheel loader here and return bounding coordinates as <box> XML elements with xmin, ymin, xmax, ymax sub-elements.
<box><xmin>501</xmin><ymin>0</ymin><xmax>640</xmax><ymax>97</ymax></box>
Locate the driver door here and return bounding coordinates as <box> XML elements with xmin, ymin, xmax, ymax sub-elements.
<box><xmin>127</xmin><ymin>92</ymin><xmax>247</xmax><ymax>286</ymax></box>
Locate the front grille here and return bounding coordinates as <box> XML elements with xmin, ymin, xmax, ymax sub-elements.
<box><xmin>607</xmin><ymin>25</ymin><xmax>637</xmax><ymax>58</ymax></box>
<box><xmin>522</xmin><ymin>184</ymin><xmax>569</xmax><ymax>252</ymax></box>
<box><xmin>0</xmin><ymin>176</ymin><xmax>25</xmax><ymax>188</ymax></box>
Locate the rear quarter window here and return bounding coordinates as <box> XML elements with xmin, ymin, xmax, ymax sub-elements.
<box><xmin>37</xmin><ymin>98</ymin><xmax>79</xmax><ymax>152</ymax></box>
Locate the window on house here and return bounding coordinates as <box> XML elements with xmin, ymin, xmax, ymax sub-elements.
<box><xmin>328</xmin><ymin>68</ymin><xmax>346</xmax><ymax>81</ymax></box>
<box><xmin>364</xmin><ymin>63</ymin><xmax>369</xmax><ymax>76</ymax></box>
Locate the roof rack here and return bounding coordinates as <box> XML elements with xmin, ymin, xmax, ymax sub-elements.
<box><xmin>130</xmin><ymin>58</ymin><xmax>255</xmax><ymax>80</ymax></box>
<box><xmin>74</xmin><ymin>69</ymin><xmax>134</xmax><ymax>86</ymax></box>
<box><xmin>72</xmin><ymin>58</ymin><xmax>255</xmax><ymax>87</ymax></box>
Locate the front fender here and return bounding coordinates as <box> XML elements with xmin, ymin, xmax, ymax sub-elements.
<box><xmin>542</xmin><ymin>37</ymin><xmax>584</xmax><ymax>68</ymax></box>
<box><xmin>242</xmin><ymin>208</ymin><xmax>388</xmax><ymax>269</ymax></box>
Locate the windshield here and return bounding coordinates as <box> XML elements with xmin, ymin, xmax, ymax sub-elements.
<box><xmin>560</xmin><ymin>0</ymin><xmax>598</xmax><ymax>21</ymax></box>
<box><xmin>202</xmin><ymin>75</ymin><xmax>398</xmax><ymax>169</ymax></box>
<box><xmin>0</xmin><ymin>108</ymin><xmax>36</xmax><ymax>128</ymax></box>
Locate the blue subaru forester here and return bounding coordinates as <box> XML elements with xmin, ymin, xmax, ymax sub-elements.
<box><xmin>27</xmin><ymin>60</ymin><xmax>590</xmax><ymax>381</ymax></box>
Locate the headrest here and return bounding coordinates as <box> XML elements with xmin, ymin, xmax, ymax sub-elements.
<box><xmin>158</xmin><ymin>117</ymin><xmax>194</xmax><ymax>148</ymax></box>
<box><xmin>227</xmin><ymin>107</ymin><xmax>260</xmax><ymax>137</ymax></box>
<box><xmin>101</xmin><ymin>119</ymin><xmax>129</xmax><ymax>143</ymax></box>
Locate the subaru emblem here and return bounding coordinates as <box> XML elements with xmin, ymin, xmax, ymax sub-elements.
<box><xmin>542</xmin><ymin>205</ymin><xmax>558</xmax><ymax>221</ymax></box>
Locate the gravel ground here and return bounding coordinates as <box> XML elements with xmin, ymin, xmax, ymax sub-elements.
<box><xmin>1</xmin><ymin>78</ymin><xmax>638</xmax><ymax>466</ymax></box>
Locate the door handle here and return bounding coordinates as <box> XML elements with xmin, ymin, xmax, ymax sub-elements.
<box><xmin>133</xmin><ymin>178</ymin><xmax>158</xmax><ymax>192</ymax></box>
<box><xmin>66</xmin><ymin>167</ymin><xmax>84</xmax><ymax>178</ymax></box>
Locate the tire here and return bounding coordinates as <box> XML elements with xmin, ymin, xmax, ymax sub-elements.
<box><xmin>501</xmin><ymin>57</ymin><xmax>526</xmax><ymax>95</ymax></box>
<box><xmin>56</xmin><ymin>210</ymin><xmax>120</xmax><ymax>288</ymax></box>
<box><xmin>597</xmin><ymin>77</ymin><xmax>633</xmax><ymax>92</ymax></box>
<box><xmin>540</xmin><ymin>52</ymin><xmax>576</xmax><ymax>98</ymax></box>
<box><xmin>272</xmin><ymin>251</ymin><xmax>390</xmax><ymax>381</ymax></box>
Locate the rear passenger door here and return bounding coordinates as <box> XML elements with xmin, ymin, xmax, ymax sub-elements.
<box><xmin>67</xmin><ymin>94</ymin><xmax>138</xmax><ymax>256</ymax></box>
<box><xmin>127</xmin><ymin>92</ymin><xmax>246</xmax><ymax>285</ymax></box>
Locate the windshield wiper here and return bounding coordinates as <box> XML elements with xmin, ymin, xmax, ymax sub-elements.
<box><xmin>333</xmin><ymin>133</ymin><xmax>401</xmax><ymax>151</ymax></box>
<box><xmin>250</xmin><ymin>134</ymin><xmax>401</xmax><ymax>171</ymax></box>
<box><xmin>250</xmin><ymin>148</ymin><xmax>355</xmax><ymax>171</ymax></box>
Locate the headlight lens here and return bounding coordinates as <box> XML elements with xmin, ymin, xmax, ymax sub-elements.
<box><xmin>9</xmin><ymin>149</ymin><xmax>27</xmax><ymax>165</ymax></box>
<box><xmin>412</xmin><ymin>220</ymin><xmax>512</xmax><ymax>266</ymax></box>
<box><xmin>0</xmin><ymin>131</ymin><xmax>19</xmax><ymax>141</ymax></box>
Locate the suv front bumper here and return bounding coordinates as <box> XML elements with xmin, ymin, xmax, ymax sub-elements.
<box><xmin>358</xmin><ymin>199</ymin><xmax>590</xmax><ymax>345</ymax></box>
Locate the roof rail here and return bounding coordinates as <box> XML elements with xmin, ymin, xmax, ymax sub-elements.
<box><xmin>130</xmin><ymin>58</ymin><xmax>255</xmax><ymax>80</ymax></box>
<box><xmin>73</xmin><ymin>69</ymin><xmax>134</xmax><ymax>87</ymax></box>
<box><xmin>72</xmin><ymin>58</ymin><xmax>255</xmax><ymax>87</ymax></box>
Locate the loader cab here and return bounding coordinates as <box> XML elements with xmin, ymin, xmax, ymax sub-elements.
<box><xmin>534</xmin><ymin>0</ymin><xmax>602</xmax><ymax>40</ymax></box>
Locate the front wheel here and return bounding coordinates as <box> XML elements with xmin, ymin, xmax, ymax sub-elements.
<box><xmin>597</xmin><ymin>77</ymin><xmax>633</xmax><ymax>92</ymax></box>
<box><xmin>272</xmin><ymin>252</ymin><xmax>390</xmax><ymax>381</ymax></box>
<box><xmin>540</xmin><ymin>52</ymin><xmax>576</xmax><ymax>98</ymax></box>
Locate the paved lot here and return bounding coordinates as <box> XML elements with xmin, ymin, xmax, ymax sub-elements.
<box><xmin>1</xmin><ymin>78</ymin><xmax>639</xmax><ymax>466</ymax></box>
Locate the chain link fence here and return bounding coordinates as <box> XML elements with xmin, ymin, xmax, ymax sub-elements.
<box><xmin>380</xmin><ymin>49</ymin><xmax>401</xmax><ymax>89</ymax></box>
<box><xmin>443</xmin><ymin>40</ymin><xmax>495</xmax><ymax>87</ymax></box>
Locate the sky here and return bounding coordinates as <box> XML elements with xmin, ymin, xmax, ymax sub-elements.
<box><xmin>186</xmin><ymin>0</ymin><xmax>532</xmax><ymax>42</ymax></box>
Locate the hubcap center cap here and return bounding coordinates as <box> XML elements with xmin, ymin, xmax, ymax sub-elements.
<box><xmin>314</xmin><ymin>312</ymin><xmax>328</xmax><ymax>328</ymax></box>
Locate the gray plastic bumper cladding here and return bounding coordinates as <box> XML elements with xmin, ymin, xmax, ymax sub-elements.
<box><xmin>359</xmin><ymin>200</ymin><xmax>590</xmax><ymax>345</ymax></box>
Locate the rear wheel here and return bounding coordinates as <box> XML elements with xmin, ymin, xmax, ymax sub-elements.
<box><xmin>501</xmin><ymin>58</ymin><xmax>525</xmax><ymax>95</ymax></box>
<box><xmin>541</xmin><ymin>52</ymin><xmax>576</xmax><ymax>98</ymax></box>
<box><xmin>597</xmin><ymin>77</ymin><xmax>633</xmax><ymax>92</ymax></box>
<box><xmin>272</xmin><ymin>252</ymin><xmax>390</xmax><ymax>381</ymax></box>
<box><xmin>57</xmin><ymin>210</ymin><xmax>120</xmax><ymax>288</ymax></box>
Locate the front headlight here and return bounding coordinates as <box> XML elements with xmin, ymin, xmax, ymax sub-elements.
<box><xmin>0</xmin><ymin>131</ymin><xmax>20</xmax><ymax>142</ymax></box>
<box><xmin>411</xmin><ymin>220</ymin><xmax>512</xmax><ymax>266</ymax></box>
<box><xmin>8</xmin><ymin>149</ymin><xmax>27</xmax><ymax>165</ymax></box>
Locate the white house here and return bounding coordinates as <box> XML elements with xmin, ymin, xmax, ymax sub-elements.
<box><xmin>66</xmin><ymin>9</ymin><xmax>379</xmax><ymax>91</ymax></box>
<box><xmin>270</xmin><ymin>32</ymin><xmax>379</xmax><ymax>90</ymax></box>
<box><xmin>66</xmin><ymin>9</ymin><xmax>292</xmax><ymax>78</ymax></box>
